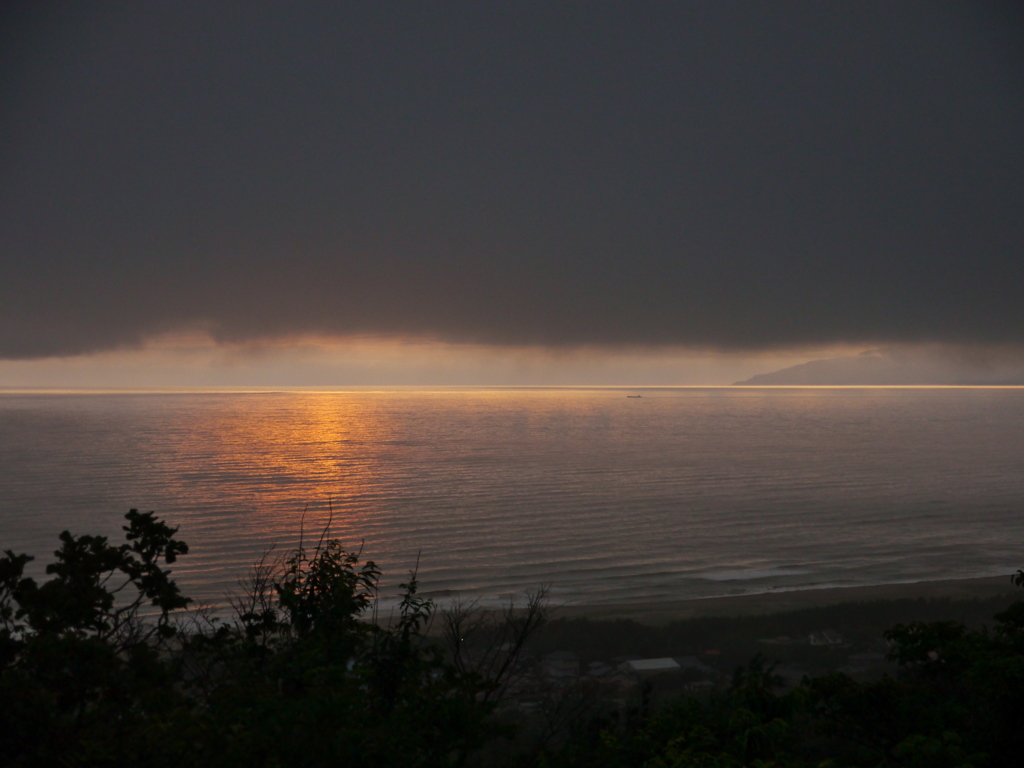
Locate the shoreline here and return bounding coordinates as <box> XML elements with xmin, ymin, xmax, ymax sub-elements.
<box><xmin>547</xmin><ymin>575</ymin><xmax>1019</xmax><ymax>625</ymax></box>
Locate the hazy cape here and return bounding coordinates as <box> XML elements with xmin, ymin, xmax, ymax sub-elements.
<box><xmin>736</xmin><ymin>349</ymin><xmax>1024</xmax><ymax>386</ymax></box>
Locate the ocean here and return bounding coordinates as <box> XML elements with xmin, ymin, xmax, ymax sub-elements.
<box><xmin>1</xmin><ymin>387</ymin><xmax>1022</xmax><ymax>610</ymax></box>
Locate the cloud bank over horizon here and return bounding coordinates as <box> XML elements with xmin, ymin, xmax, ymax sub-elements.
<box><xmin>0</xmin><ymin>332</ymin><xmax>841</xmax><ymax>387</ymax></box>
<box><xmin>1</xmin><ymin>2</ymin><xmax>1022</xmax><ymax>365</ymax></box>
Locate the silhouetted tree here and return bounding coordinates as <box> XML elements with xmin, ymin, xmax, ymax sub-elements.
<box><xmin>0</xmin><ymin>511</ymin><xmax>547</xmax><ymax>767</ymax></box>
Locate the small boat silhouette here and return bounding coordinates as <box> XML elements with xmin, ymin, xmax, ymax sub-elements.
<box><xmin>627</xmin><ymin>394</ymin><xmax>642</xmax><ymax>398</ymax></box>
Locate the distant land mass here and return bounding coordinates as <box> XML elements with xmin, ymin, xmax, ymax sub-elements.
<box><xmin>736</xmin><ymin>349</ymin><xmax>1024</xmax><ymax>386</ymax></box>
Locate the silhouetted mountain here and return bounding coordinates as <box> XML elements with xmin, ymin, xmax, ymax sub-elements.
<box><xmin>736</xmin><ymin>349</ymin><xmax>1024</xmax><ymax>385</ymax></box>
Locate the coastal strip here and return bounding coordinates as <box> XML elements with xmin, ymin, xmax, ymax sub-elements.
<box><xmin>551</xmin><ymin>575</ymin><xmax>1018</xmax><ymax>625</ymax></box>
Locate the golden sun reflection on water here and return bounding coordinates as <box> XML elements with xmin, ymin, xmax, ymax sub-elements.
<box><xmin>168</xmin><ymin>393</ymin><xmax>403</xmax><ymax>549</ymax></box>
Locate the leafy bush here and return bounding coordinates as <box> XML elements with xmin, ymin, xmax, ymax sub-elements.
<box><xmin>539</xmin><ymin>580</ymin><xmax>1024</xmax><ymax>768</ymax></box>
<box><xmin>5</xmin><ymin>513</ymin><xmax>1024</xmax><ymax>768</ymax></box>
<box><xmin>0</xmin><ymin>511</ymin><xmax>533</xmax><ymax>767</ymax></box>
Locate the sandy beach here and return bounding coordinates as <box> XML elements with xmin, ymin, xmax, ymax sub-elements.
<box><xmin>551</xmin><ymin>575</ymin><xmax>1020</xmax><ymax>625</ymax></box>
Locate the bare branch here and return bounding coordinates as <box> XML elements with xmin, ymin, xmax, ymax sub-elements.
<box><xmin>439</xmin><ymin>585</ymin><xmax>549</xmax><ymax>704</ymax></box>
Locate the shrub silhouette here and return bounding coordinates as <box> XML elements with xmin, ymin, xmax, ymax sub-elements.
<box><xmin>6</xmin><ymin>512</ymin><xmax>1024</xmax><ymax>767</ymax></box>
<box><xmin>0</xmin><ymin>510</ymin><xmax>537</xmax><ymax>767</ymax></box>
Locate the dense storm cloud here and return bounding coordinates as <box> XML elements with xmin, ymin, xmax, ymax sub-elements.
<box><xmin>1</xmin><ymin>1</ymin><xmax>1022</xmax><ymax>359</ymax></box>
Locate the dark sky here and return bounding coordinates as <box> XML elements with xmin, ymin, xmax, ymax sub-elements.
<box><xmin>2</xmin><ymin>1</ymin><xmax>1022</xmax><ymax>360</ymax></box>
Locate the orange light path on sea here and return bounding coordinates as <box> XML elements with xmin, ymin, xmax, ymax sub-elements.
<box><xmin>165</xmin><ymin>392</ymin><xmax>400</xmax><ymax>554</ymax></box>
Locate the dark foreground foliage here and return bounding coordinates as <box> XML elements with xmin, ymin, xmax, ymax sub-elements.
<box><xmin>0</xmin><ymin>511</ymin><xmax>521</xmax><ymax>767</ymax></box>
<box><xmin>3</xmin><ymin>513</ymin><xmax>1024</xmax><ymax>768</ymax></box>
<box><xmin>533</xmin><ymin>577</ymin><xmax>1024</xmax><ymax>768</ymax></box>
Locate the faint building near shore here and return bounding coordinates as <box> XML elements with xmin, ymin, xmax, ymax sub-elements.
<box><xmin>673</xmin><ymin>656</ymin><xmax>714</xmax><ymax>675</ymax></box>
<box><xmin>541</xmin><ymin>651</ymin><xmax>579</xmax><ymax>678</ymax></box>
<box><xmin>619</xmin><ymin>657</ymin><xmax>680</xmax><ymax>675</ymax></box>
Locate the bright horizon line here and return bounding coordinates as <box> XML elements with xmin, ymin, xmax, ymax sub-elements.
<box><xmin>3</xmin><ymin>384</ymin><xmax>1024</xmax><ymax>396</ymax></box>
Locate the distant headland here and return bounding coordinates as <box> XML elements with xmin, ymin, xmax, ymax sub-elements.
<box><xmin>736</xmin><ymin>348</ymin><xmax>1024</xmax><ymax>386</ymax></box>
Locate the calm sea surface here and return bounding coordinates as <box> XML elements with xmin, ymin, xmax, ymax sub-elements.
<box><xmin>1</xmin><ymin>388</ymin><xmax>1022</xmax><ymax>609</ymax></box>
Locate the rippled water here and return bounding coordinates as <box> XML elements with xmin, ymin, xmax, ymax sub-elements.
<box><xmin>1</xmin><ymin>387</ymin><xmax>1022</xmax><ymax>608</ymax></box>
